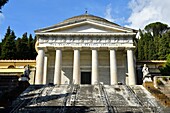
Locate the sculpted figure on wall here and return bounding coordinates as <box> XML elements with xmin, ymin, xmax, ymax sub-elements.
<box><xmin>142</xmin><ymin>64</ymin><xmax>152</xmax><ymax>82</ymax></box>
<box><xmin>142</xmin><ymin>64</ymin><xmax>149</xmax><ymax>77</ymax></box>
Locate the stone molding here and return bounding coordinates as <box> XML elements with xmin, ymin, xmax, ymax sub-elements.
<box><xmin>39</xmin><ymin>36</ymin><xmax>133</xmax><ymax>48</ymax></box>
<box><xmin>0</xmin><ymin>60</ymin><xmax>36</xmax><ymax>62</ymax></box>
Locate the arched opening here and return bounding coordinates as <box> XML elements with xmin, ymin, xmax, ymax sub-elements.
<box><xmin>8</xmin><ymin>65</ymin><xmax>15</xmax><ymax>68</ymax></box>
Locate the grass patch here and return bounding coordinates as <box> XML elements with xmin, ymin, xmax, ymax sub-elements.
<box><xmin>143</xmin><ymin>82</ymin><xmax>170</xmax><ymax>107</ymax></box>
<box><xmin>162</xmin><ymin>77</ymin><xmax>168</xmax><ymax>82</ymax></box>
<box><xmin>156</xmin><ymin>79</ymin><xmax>164</xmax><ymax>85</ymax></box>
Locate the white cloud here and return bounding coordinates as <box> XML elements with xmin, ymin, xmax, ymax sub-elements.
<box><xmin>0</xmin><ymin>13</ymin><xmax>5</xmax><ymax>41</ymax></box>
<box><xmin>104</xmin><ymin>3</ymin><xmax>115</xmax><ymax>22</ymax></box>
<box><xmin>0</xmin><ymin>13</ymin><xmax>4</xmax><ymax>25</ymax></box>
<box><xmin>127</xmin><ymin>0</ymin><xmax>170</xmax><ymax>29</ymax></box>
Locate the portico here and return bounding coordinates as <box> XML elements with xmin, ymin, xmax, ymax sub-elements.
<box><xmin>35</xmin><ymin>14</ymin><xmax>137</xmax><ymax>85</ymax></box>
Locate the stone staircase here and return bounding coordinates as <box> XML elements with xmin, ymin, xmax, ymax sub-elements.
<box><xmin>5</xmin><ymin>84</ymin><xmax>167</xmax><ymax>113</ymax></box>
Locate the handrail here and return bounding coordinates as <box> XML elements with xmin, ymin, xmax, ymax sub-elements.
<box><xmin>99</xmin><ymin>83</ymin><xmax>115</xmax><ymax>113</ymax></box>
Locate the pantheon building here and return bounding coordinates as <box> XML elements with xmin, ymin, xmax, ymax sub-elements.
<box><xmin>35</xmin><ymin>14</ymin><xmax>137</xmax><ymax>85</ymax></box>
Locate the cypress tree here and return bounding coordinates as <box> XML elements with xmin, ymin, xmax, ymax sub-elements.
<box><xmin>32</xmin><ymin>36</ymin><xmax>37</xmax><ymax>59</ymax></box>
<box><xmin>28</xmin><ymin>34</ymin><xmax>34</xmax><ymax>59</ymax></box>
<box><xmin>0</xmin><ymin>26</ymin><xmax>11</xmax><ymax>59</ymax></box>
<box><xmin>20</xmin><ymin>33</ymin><xmax>29</xmax><ymax>59</ymax></box>
<box><xmin>159</xmin><ymin>31</ymin><xmax>170</xmax><ymax>60</ymax></box>
<box><xmin>153</xmin><ymin>36</ymin><xmax>160</xmax><ymax>59</ymax></box>
<box><xmin>0</xmin><ymin>0</ymin><xmax>9</xmax><ymax>10</ymax></box>
<box><xmin>2</xmin><ymin>26</ymin><xmax>11</xmax><ymax>44</ymax></box>
<box><xmin>16</xmin><ymin>38</ymin><xmax>22</xmax><ymax>59</ymax></box>
<box><xmin>160</xmin><ymin>54</ymin><xmax>170</xmax><ymax>76</ymax></box>
<box><xmin>137</xmin><ymin>39</ymin><xmax>144</xmax><ymax>60</ymax></box>
<box><xmin>0</xmin><ymin>42</ymin><xmax>1</xmax><ymax>57</ymax></box>
<box><xmin>1</xmin><ymin>31</ymin><xmax>16</xmax><ymax>59</ymax></box>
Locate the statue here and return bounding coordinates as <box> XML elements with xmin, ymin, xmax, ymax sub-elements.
<box><xmin>142</xmin><ymin>64</ymin><xmax>152</xmax><ymax>82</ymax></box>
<box><xmin>142</xmin><ymin>64</ymin><xmax>149</xmax><ymax>76</ymax></box>
<box><xmin>19</xmin><ymin>65</ymin><xmax>31</xmax><ymax>81</ymax></box>
<box><xmin>24</xmin><ymin>65</ymin><xmax>30</xmax><ymax>79</ymax></box>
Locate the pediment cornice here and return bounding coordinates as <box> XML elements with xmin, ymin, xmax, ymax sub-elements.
<box><xmin>35</xmin><ymin>19</ymin><xmax>137</xmax><ymax>34</ymax></box>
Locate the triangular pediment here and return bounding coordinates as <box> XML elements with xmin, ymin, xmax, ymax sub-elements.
<box><xmin>35</xmin><ymin>20</ymin><xmax>135</xmax><ymax>34</ymax></box>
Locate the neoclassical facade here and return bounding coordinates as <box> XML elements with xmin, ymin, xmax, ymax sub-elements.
<box><xmin>35</xmin><ymin>14</ymin><xmax>137</xmax><ymax>85</ymax></box>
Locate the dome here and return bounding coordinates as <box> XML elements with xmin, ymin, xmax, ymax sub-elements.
<box><xmin>35</xmin><ymin>13</ymin><xmax>125</xmax><ymax>32</ymax></box>
<box><xmin>64</xmin><ymin>14</ymin><xmax>109</xmax><ymax>23</ymax></box>
<box><xmin>61</xmin><ymin>13</ymin><xmax>119</xmax><ymax>26</ymax></box>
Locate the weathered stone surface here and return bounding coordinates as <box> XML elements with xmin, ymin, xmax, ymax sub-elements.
<box><xmin>9</xmin><ymin>84</ymin><xmax>167</xmax><ymax>113</ymax></box>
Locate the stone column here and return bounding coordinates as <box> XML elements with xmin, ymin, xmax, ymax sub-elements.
<box><xmin>127</xmin><ymin>48</ymin><xmax>136</xmax><ymax>85</ymax></box>
<box><xmin>54</xmin><ymin>48</ymin><xmax>62</xmax><ymax>85</ymax></box>
<box><xmin>43</xmin><ymin>54</ymin><xmax>48</xmax><ymax>84</ymax></box>
<box><xmin>35</xmin><ymin>48</ymin><xmax>45</xmax><ymax>84</ymax></box>
<box><xmin>92</xmin><ymin>48</ymin><xmax>99</xmax><ymax>84</ymax></box>
<box><xmin>110</xmin><ymin>48</ymin><xmax>118</xmax><ymax>85</ymax></box>
<box><xmin>73</xmin><ymin>48</ymin><xmax>80</xmax><ymax>84</ymax></box>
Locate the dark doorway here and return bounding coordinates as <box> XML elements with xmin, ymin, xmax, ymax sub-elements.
<box><xmin>81</xmin><ymin>72</ymin><xmax>91</xmax><ymax>84</ymax></box>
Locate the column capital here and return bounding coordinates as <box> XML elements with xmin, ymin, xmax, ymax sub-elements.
<box><xmin>125</xmin><ymin>46</ymin><xmax>136</xmax><ymax>50</ymax></box>
<box><xmin>91</xmin><ymin>47</ymin><xmax>100</xmax><ymax>50</ymax></box>
<box><xmin>44</xmin><ymin>53</ymin><xmax>49</xmax><ymax>57</ymax></box>
<box><xmin>37</xmin><ymin>46</ymin><xmax>44</xmax><ymax>50</ymax></box>
<box><xmin>54</xmin><ymin>46</ymin><xmax>64</xmax><ymax>50</ymax></box>
<box><xmin>72</xmin><ymin>46</ymin><xmax>82</xmax><ymax>50</ymax></box>
<box><xmin>44</xmin><ymin>47</ymin><xmax>49</xmax><ymax>53</ymax></box>
<box><xmin>108</xmin><ymin>46</ymin><xmax>118</xmax><ymax>50</ymax></box>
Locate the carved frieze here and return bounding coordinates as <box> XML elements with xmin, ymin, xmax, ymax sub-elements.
<box><xmin>38</xmin><ymin>36</ymin><xmax>133</xmax><ymax>47</ymax></box>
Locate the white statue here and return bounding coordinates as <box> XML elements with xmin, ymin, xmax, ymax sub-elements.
<box><xmin>142</xmin><ymin>64</ymin><xmax>149</xmax><ymax>77</ymax></box>
<box><xmin>142</xmin><ymin>64</ymin><xmax>152</xmax><ymax>82</ymax></box>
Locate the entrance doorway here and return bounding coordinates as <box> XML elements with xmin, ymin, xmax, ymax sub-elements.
<box><xmin>81</xmin><ymin>72</ymin><xmax>91</xmax><ymax>84</ymax></box>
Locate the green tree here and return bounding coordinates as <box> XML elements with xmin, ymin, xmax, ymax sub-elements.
<box><xmin>148</xmin><ymin>40</ymin><xmax>155</xmax><ymax>60</ymax></box>
<box><xmin>0</xmin><ymin>42</ymin><xmax>2</xmax><ymax>57</ymax></box>
<box><xmin>136</xmin><ymin>22</ymin><xmax>169</xmax><ymax>60</ymax></box>
<box><xmin>2</xmin><ymin>26</ymin><xmax>11</xmax><ymax>43</ymax></box>
<box><xmin>32</xmin><ymin>36</ymin><xmax>37</xmax><ymax>59</ymax></box>
<box><xmin>28</xmin><ymin>34</ymin><xmax>36</xmax><ymax>59</ymax></box>
<box><xmin>145</xmin><ymin>22</ymin><xmax>168</xmax><ymax>37</ymax></box>
<box><xmin>1</xmin><ymin>30</ymin><xmax>16</xmax><ymax>59</ymax></box>
<box><xmin>160</xmin><ymin>54</ymin><xmax>170</xmax><ymax>76</ymax></box>
<box><xmin>16</xmin><ymin>38</ymin><xmax>22</xmax><ymax>59</ymax></box>
<box><xmin>143</xmin><ymin>32</ymin><xmax>153</xmax><ymax>60</ymax></box>
<box><xmin>153</xmin><ymin>36</ymin><xmax>160</xmax><ymax>59</ymax></box>
<box><xmin>158</xmin><ymin>31</ymin><xmax>170</xmax><ymax>60</ymax></box>
<box><xmin>17</xmin><ymin>33</ymin><xmax>29</xmax><ymax>59</ymax></box>
<box><xmin>0</xmin><ymin>0</ymin><xmax>9</xmax><ymax>12</ymax></box>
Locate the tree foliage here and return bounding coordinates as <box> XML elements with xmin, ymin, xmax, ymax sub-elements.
<box><xmin>0</xmin><ymin>0</ymin><xmax>9</xmax><ymax>12</ymax></box>
<box><xmin>144</xmin><ymin>22</ymin><xmax>168</xmax><ymax>37</ymax></box>
<box><xmin>1</xmin><ymin>27</ymin><xmax>16</xmax><ymax>59</ymax></box>
<box><xmin>0</xmin><ymin>26</ymin><xmax>37</xmax><ymax>59</ymax></box>
<box><xmin>160</xmin><ymin>54</ymin><xmax>170</xmax><ymax>76</ymax></box>
<box><xmin>137</xmin><ymin>22</ymin><xmax>170</xmax><ymax>60</ymax></box>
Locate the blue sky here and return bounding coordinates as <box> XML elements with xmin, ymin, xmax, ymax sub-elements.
<box><xmin>0</xmin><ymin>0</ymin><xmax>170</xmax><ymax>41</ymax></box>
